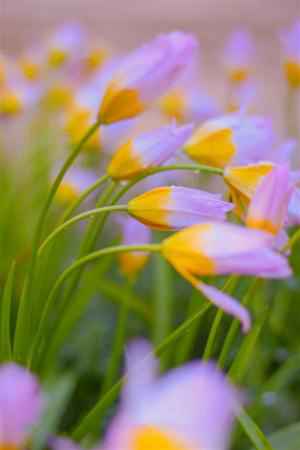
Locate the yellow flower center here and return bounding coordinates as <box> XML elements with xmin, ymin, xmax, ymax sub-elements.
<box><xmin>85</xmin><ymin>48</ymin><xmax>108</xmax><ymax>72</ymax></box>
<box><xmin>65</xmin><ymin>107</ymin><xmax>101</xmax><ymax>151</ymax></box>
<box><xmin>228</xmin><ymin>67</ymin><xmax>249</xmax><ymax>83</ymax></box>
<box><xmin>43</xmin><ymin>84</ymin><xmax>74</xmax><ymax>111</ymax></box>
<box><xmin>160</xmin><ymin>89</ymin><xmax>186</xmax><ymax>122</ymax></box>
<box><xmin>48</xmin><ymin>48</ymin><xmax>69</xmax><ymax>68</ymax></box>
<box><xmin>0</xmin><ymin>91</ymin><xmax>23</xmax><ymax>116</ymax></box>
<box><xmin>132</xmin><ymin>426</ymin><xmax>191</xmax><ymax>450</ymax></box>
<box><xmin>284</xmin><ymin>60</ymin><xmax>300</xmax><ymax>88</ymax></box>
<box><xmin>19</xmin><ymin>59</ymin><xmax>40</xmax><ymax>81</ymax></box>
<box><xmin>57</xmin><ymin>182</ymin><xmax>78</xmax><ymax>203</ymax></box>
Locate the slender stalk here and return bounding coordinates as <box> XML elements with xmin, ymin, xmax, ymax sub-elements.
<box><xmin>38</xmin><ymin>205</ymin><xmax>128</xmax><ymax>255</ymax></box>
<box><xmin>218</xmin><ymin>278</ymin><xmax>260</xmax><ymax>369</ymax></box>
<box><xmin>202</xmin><ymin>275</ymin><xmax>238</xmax><ymax>360</ymax></box>
<box><xmin>28</xmin><ymin>244</ymin><xmax>160</xmax><ymax>368</ymax></box>
<box><xmin>72</xmin><ymin>300</ymin><xmax>211</xmax><ymax>440</ymax></box>
<box><xmin>284</xmin><ymin>227</ymin><xmax>300</xmax><ymax>252</ymax></box>
<box><xmin>23</xmin><ymin>120</ymin><xmax>101</xmax><ymax>348</ymax></box>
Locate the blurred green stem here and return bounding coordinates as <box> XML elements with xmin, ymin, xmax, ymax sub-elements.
<box><xmin>28</xmin><ymin>243</ymin><xmax>160</xmax><ymax>368</ymax></box>
<box><xmin>38</xmin><ymin>205</ymin><xmax>128</xmax><ymax>255</ymax></box>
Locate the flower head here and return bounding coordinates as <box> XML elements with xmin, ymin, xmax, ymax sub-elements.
<box><xmin>281</xmin><ymin>21</ymin><xmax>300</xmax><ymax>87</ymax></box>
<box><xmin>161</xmin><ymin>222</ymin><xmax>291</xmax><ymax>330</ymax></box>
<box><xmin>47</xmin><ymin>23</ymin><xmax>87</xmax><ymax>69</ymax></box>
<box><xmin>128</xmin><ymin>186</ymin><xmax>233</xmax><ymax>230</ymax></box>
<box><xmin>246</xmin><ymin>164</ymin><xmax>294</xmax><ymax>235</ymax></box>
<box><xmin>103</xmin><ymin>339</ymin><xmax>240</xmax><ymax>450</ymax></box>
<box><xmin>184</xmin><ymin>114</ymin><xmax>274</xmax><ymax>169</ymax></box>
<box><xmin>0</xmin><ymin>363</ymin><xmax>43</xmax><ymax>447</ymax></box>
<box><xmin>223</xmin><ymin>30</ymin><xmax>254</xmax><ymax>84</ymax></box>
<box><xmin>118</xmin><ymin>216</ymin><xmax>152</xmax><ymax>279</ymax></box>
<box><xmin>56</xmin><ymin>168</ymin><xmax>97</xmax><ymax>203</ymax></box>
<box><xmin>224</xmin><ymin>162</ymin><xmax>274</xmax><ymax>218</ymax></box>
<box><xmin>107</xmin><ymin>123</ymin><xmax>193</xmax><ymax>180</ymax></box>
<box><xmin>98</xmin><ymin>32</ymin><xmax>198</xmax><ymax>124</ymax></box>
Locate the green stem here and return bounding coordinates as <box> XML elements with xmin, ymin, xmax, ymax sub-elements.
<box><xmin>38</xmin><ymin>205</ymin><xmax>128</xmax><ymax>255</ymax></box>
<box><xmin>202</xmin><ymin>275</ymin><xmax>238</xmax><ymax>360</ymax></box>
<box><xmin>218</xmin><ymin>278</ymin><xmax>260</xmax><ymax>369</ymax></box>
<box><xmin>60</xmin><ymin>173</ymin><xmax>110</xmax><ymax>222</ymax></box>
<box><xmin>72</xmin><ymin>300</ymin><xmax>211</xmax><ymax>440</ymax></box>
<box><xmin>28</xmin><ymin>244</ymin><xmax>160</xmax><ymax>368</ymax></box>
<box><xmin>22</xmin><ymin>120</ymin><xmax>101</xmax><ymax>352</ymax></box>
<box><xmin>284</xmin><ymin>227</ymin><xmax>300</xmax><ymax>252</ymax></box>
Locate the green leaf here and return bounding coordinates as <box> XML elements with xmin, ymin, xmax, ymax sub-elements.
<box><xmin>267</xmin><ymin>422</ymin><xmax>300</xmax><ymax>450</ymax></box>
<box><xmin>0</xmin><ymin>262</ymin><xmax>15</xmax><ymax>360</ymax></box>
<box><xmin>239</xmin><ymin>407</ymin><xmax>274</xmax><ymax>450</ymax></box>
<box><xmin>31</xmin><ymin>374</ymin><xmax>75</xmax><ymax>450</ymax></box>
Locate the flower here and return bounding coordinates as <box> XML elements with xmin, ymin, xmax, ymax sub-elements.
<box><xmin>160</xmin><ymin>87</ymin><xmax>220</xmax><ymax>123</ymax></box>
<box><xmin>161</xmin><ymin>222</ymin><xmax>291</xmax><ymax>330</ymax></box>
<box><xmin>107</xmin><ymin>123</ymin><xmax>193</xmax><ymax>180</ymax></box>
<box><xmin>128</xmin><ymin>186</ymin><xmax>233</xmax><ymax>230</ymax></box>
<box><xmin>184</xmin><ymin>114</ymin><xmax>275</xmax><ymax>169</ymax></box>
<box><xmin>47</xmin><ymin>23</ymin><xmax>87</xmax><ymax>69</ymax></box>
<box><xmin>224</xmin><ymin>162</ymin><xmax>274</xmax><ymax>218</ymax></box>
<box><xmin>118</xmin><ymin>216</ymin><xmax>152</xmax><ymax>279</ymax></box>
<box><xmin>102</xmin><ymin>339</ymin><xmax>240</xmax><ymax>450</ymax></box>
<box><xmin>223</xmin><ymin>30</ymin><xmax>254</xmax><ymax>84</ymax></box>
<box><xmin>98</xmin><ymin>32</ymin><xmax>198</xmax><ymax>124</ymax></box>
<box><xmin>281</xmin><ymin>21</ymin><xmax>300</xmax><ymax>88</ymax></box>
<box><xmin>246</xmin><ymin>164</ymin><xmax>294</xmax><ymax>235</ymax></box>
<box><xmin>56</xmin><ymin>168</ymin><xmax>97</xmax><ymax>203</ymax></box>
<box><xmin>0</xmin><ymin>363</ymin><xmax>43</xmax><ymax>448</ymax></box>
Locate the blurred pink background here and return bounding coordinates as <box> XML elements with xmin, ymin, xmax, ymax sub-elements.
<box><xmin>1</xmin><ymin>0</ymin><xmax>300</xmax><ymax>131</ymax></box>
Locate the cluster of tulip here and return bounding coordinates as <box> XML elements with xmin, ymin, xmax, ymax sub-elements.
<box><xmin>1</xmin><ymin>19</ymin><xmax>300</xmax><ymax>450</ymax></box>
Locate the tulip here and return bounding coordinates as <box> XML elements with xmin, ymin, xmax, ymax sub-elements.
<box><xmin>281</xmin><ymin>21</ymin><xmax>300</xmax><ymax>88</ymax></box>
<box><xmin>103</xmin><ymin>339</ymin><xmax>240</xmax><ymax>450</ymax></box>
<box><xmin>161</xmin><ymin>222</ymin><xmax>291</xmax><ymax>330</ymax></box>
<box><xmin>107</xmin><ymin>123</ymin><xmax>193</xmax><ymax>180</ymax></box>
<box><xmin>184</xmin><ymin>114</ymin><xmax>275</xmax><ymax>169</ymax></box>
<box><xmin>0</xmin><ymin>363</ymin><xmax>43</xmax><ymax>448</ymax></box>
<box><xmin>98</xmin><ymin>32</ymin><xmax>198</xmax><ymax>124</ymax></box>
<box><xmin>223</xmin><ymin>30</ymin><xmax>254</xmax><ymax>84</ymax></box>
<box><xmin>128</xmin><ymin>186</ymin><xmax>233</xmax><ymax>230</ymax></box>
<box><xmin>56</xmin><ymin>168</ymin><xmax>97</xmax><ymax>203</ymax></box>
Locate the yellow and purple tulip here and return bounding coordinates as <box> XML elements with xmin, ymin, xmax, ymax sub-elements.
<box><xmin>224</xmin><ymin>162</ymin><xmax>274</xmax><ymax>218</ymax></box>
<box><xmin>98</xmin><ymin>32</ymin><xmax>198</xmax><ymax>124</ymax></box>
<box><xmin>246</xmin><ymin>164</ymin><xmax>294</xmax><ymax>235</ymax></box>
<box><xmin>102</xmin><ymin>339</ymin><xmax>240</xmax><ymax>450</ymax></box>
<box><xmin>47</xmin><ymin>23</ymin><xmax>87</xmax><ymax>69</ymax></box>
<box><xmin>184</xmin><ymin>114</ymin><xmax>275</xmax><ymax>169</ymax></box>
<box><xmin>0</xmin><ymin>363</ymin><xmax>43</xmax><ymax>448</ymax></box>
<box><xmin>281</xmin><ymin>21</ymin><xmax>300</xmax><ymax>88</ymax></box>
<box><xmin>118</xmin><ymin>216</ymin><xmax>152</xmax><ymax>279</ymax></box>
<box><xmin>223</xmin><ymin>30</ymin><xmax>254</xmax><ymax>84</ymax></box>
<box><xmin>161</xmin><ymin>222</ymin><xmax>291</xmax><ymax>330</ymax></box>
<box><xmin>128</xmin><ymin>186</ymin><xmax>233</xmax><ymax>230</ymax></box>
<box><xmin>107</xmin><ymin>123</ymin><xmax>193</xmax><ymax>180</ymax></box>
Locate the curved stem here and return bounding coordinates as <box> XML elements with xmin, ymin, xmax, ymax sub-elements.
<box><xmin>38</xmin><ymin>205</ymin><xmax>128</xmax><ymax>256</ymax></box>
<box><xmin>28</xmin><ymin>243</ymin><xmax>160</xmax><ymax>368</ymax></box>
<box><xmin>60</xmin><ymin>173</ymin><xmax>110</xmax><ymax>222</ymax></box>
<box><xmin>284</xmin><ymin>227</ymin><xmax>300</xmax><ymax>252</ymax></box>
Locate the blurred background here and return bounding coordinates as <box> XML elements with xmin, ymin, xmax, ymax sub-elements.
<box><xmin>1</xmin><ymin>0</ymin><xmax>300</xmax><ymax>130</ymax></box>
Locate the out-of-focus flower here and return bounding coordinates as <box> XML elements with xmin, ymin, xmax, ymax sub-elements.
<box><xmin>64</xmin><ymin>105</ymin><xmax>100</xmax><ymax>152</ymax></box>
<box><xmin>0</xmin><ymin>81</ymin><xmax>40</xmax><ymax>118</ymax></box>
<box><xmin>281</xmin><ymin>21</ymin><xmax>300</xmax><ymax>88</ymax></box>
<box><xmin>160</xmin><ymin>87</ymin><xmax>220</xmax><ymax>123</ymax></box>
<box><xmin>246</xmin><ymin>164</ymin><xmax>294</xmax><ymax>235</ymax></box>
<box><xmin>118</xmin><ymin>216</ymin><xmax>152</xmax><ymax>279</ymax></box>
<box><xmin>161</xmin><ymin>223</ymin><xmax>291</xmax><ymax>330</ymax></box>
<box><xmin>0</xmin><ymin>363</ymin><xmax>43</xmax><ymax>448</ymax></box>
<box><xmin>56</xmin><ymin>168</ymin><xmax>97</xmax><ymax>203</ymax></box>
<box><xmin>223</xmin><ymin>30</ymin><xmax>254</xmax><ymax>84</ymax></box>
<box><xmin>98</xmin><ymin>32</ymin><xmax>198</xmax><ymax>124</ymax></box>
<box><xmin>224</xmin><ymin>162</ymin><xmax>274</xmax><ymax>218</ymax></box>
<box><xmin>103</xmin><ymin>339</ymin><xmax>240</xmax><ymax>450</ymax></box>
<box><xmin>83</xmin><ymin>45</ymin><xmax>109</xmax><ymax>75</ymax></box>
<box><xmin>19</xmin><ymin>57</ymin><xmax>41</xmax><ymax>82</ymax></box>
<box><xmin>107</xmin><ymin>123</ymin><xmax>193</xmax><ymax>180</ymax></box>
<box><xmin>184</xmin><ymin>114</ymin><xmax>275</xmax><ymax>169</ymax></box>
<box><xmin>226</xmin><ymin>81</ymin><xmax>256</xmax><ymax>113</ymax></box>
<box><xmin>128</xmin><ymin>186</ymin><xmax>233</xmax><ymax>230</ymax></box>
<box><xmin>47</xmin><ymin>23</ymin><xmax>87</xmax><ymax>69</ymax></box>
<box><xmin>42</xmin><ymin>81</ymin><xmax>74</xmax><ymax>112</ymax></box>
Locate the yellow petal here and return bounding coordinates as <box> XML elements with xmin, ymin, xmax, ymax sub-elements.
<box><xmin>132</xmin><ymin>426</ymin><xmax>191</xmax><ymax>450</ymax></box>
<box><xmin>184</xmin><ymin>126</ymin><xmax>235</xmax><ymax>168</ymax></box>
<box><xmin>284</xmin><ymin>60</ymin><xmax>300</xmax><ymax>88</ymax></box>
<box><xmin>98</xmin><ymin>80</ymin><xmax>145</xmax><ymax>124</ymax></box>
<box><xmin>160</xmin><ymin>89</ymin><xmax>186</xmax><ymax>122</ymax></box>
<box><xmin>118</xmin><ymin>252</ymin><xmax>148</xmax><ymax>278</ymax></box>
<box><xmin>107</xmin><ymin>140</ymin><xmax>144</xmax><ymax>180</ymax></box>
